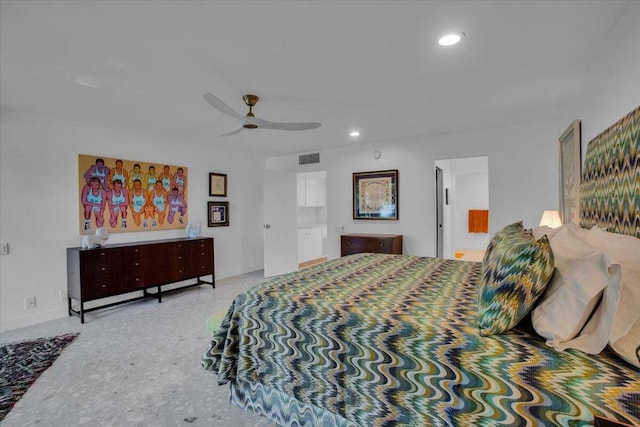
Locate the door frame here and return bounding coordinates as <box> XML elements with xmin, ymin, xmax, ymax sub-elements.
<box><xmin>435</xmin><ymin>166</ymin><xmax>444</xmax><ymax>258</ymax></box>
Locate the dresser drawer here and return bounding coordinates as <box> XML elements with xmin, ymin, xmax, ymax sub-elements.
<box><xmin>79</xmin><ymin>248</ymin><xmax>124</xmax><ymax>300</ymax></box>
<box><xmin>188</xmin><ymin>239</ymin><xmax>214</xmax><ymax>276</ymax></box>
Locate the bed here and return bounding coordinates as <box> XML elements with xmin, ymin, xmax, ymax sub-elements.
<box><xmin>203</xmin><ymin>107</ymin><xmax>640</xmax><ymax>426</ymax></box>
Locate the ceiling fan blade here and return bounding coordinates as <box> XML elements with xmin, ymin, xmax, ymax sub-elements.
<box><xmin>252</xmin><ymin>117</ymin><xmax>321</xmax><ymax>131</ymax></box>
<box><xmin>203</xmin><ymin>93</ymin><xmax>242</xmax><ymax>120</ymax></box>
<box><xmin>220</xmin><ymin>127</ymin><xmax>244</xmax><ymax>137</ymax></box>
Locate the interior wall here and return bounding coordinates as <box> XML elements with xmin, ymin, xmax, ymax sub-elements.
<box><xmin>267</xmin><ymin>119</ymin><xmax>562</xmax><ymax>260</ymax></box>
<box><xmin>568</xmin><ymin>0</ymin><xmax>640</xmax><ymax>154</ymax></box>
<box><xmin>0</xmin><ymin>110</ymin><xmax>266</xmax><ymax>331</ymax></box>
<box><xmin>454</xmin><ymin>171</ymin><xmax>489</xmax><ymax>251</ymax></box>
<box><xmin>2</xmin><ymin>1</ymin><xmax>636</xmax><ymax>333</ymax></box>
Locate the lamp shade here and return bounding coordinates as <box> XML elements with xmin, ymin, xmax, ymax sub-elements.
<box><xmin>539</xmin><ymin>210</ymin><xmax>562</xmax><ymax>228</ymax></box>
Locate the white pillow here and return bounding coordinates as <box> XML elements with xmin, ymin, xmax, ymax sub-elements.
<box><xmin>585</xmin><ymin>226</ymin><xmax>640</xmax><ymax>368</ymax></box>
<box><xmin>610</xmin><ymin>316</ymin><xmax>640</xmax><ymax>368</ymax></box>
<box><xmin>532</xmin><ymin>223</ymin><xmax>589</xmax><ymax>241</ymax></box>
<box><xmin>531</xmin><ymin>227</ymin><xmax>622</xmax><ymax>354</ymax></box>
<box><xmin>565</xmin><ymin>223</ymin><xmax>589</xmax><ymax>240</ymax></box>
<box><xmin>533</xmin><ymin>225</ymin><xmax>562</xmax><ymax>241</ymax></box>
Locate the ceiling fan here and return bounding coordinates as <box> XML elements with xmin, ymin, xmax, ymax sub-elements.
<box><xmin>203</xmin><ymin>93</ymin><xmax>321</xmax><ymax>136</ymax></box>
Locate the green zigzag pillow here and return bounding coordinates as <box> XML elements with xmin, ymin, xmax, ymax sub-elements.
<box><xmin>481</xmin><ymin>221</ymin><xmax>525</xmax><ymax>266</ymax></box>
<box><xmin>478</xmin><ymin>222</ymin><xmax>555</xmax><ymax>336</ymax></box>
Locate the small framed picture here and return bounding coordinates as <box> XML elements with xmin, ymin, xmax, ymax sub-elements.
<box><xmin>209</xmin><ymin>173</ymin><xmax>227</xmax><ymax>197</ymax></box>
<box><xmin>353</xmin><ymin>169</ymin><xmax>399</xmax><ymax>220</ymax></box>
<box><xmin>207</xmin><ymin>201</ymin><xmax>229</xmax><ymax>227</ymax></box>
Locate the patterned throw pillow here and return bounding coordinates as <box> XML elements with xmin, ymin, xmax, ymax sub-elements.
<box><xmin>478</xmin><ymin>224</ymin><xmax>555</xmax><ymax>336</ymax></box>
<box><xmin>481</xmin><ymin>221</ymin><xmax>525</xmax><ymax>266</ymax></box>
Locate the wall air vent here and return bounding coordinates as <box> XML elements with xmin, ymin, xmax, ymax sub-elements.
<box><xmin>299</xmin><ymin>153</ymin><xmax>320</xmax><ymax>165</ymax></box>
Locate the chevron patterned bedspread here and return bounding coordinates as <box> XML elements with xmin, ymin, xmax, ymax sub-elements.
<box><xmin>202</xmin><ymin>253</ymin><xmax>639</xmax><ymax>426</ymax></box>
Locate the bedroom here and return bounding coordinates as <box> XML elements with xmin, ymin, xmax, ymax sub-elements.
<box><xmin>1</xmin><ymin>1</ymin><xmax>639</xmax><ymax>425</ymax></box>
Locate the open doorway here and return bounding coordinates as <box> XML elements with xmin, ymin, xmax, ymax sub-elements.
<box><xmin>434</xmin><ymin>157</ymin><xmax>489</xmax><ymax>261</ymax></box>
<box><xmin>296</xmin><ymin>171</ymin><xmax>328</xmax><ymax>269</ymax></box>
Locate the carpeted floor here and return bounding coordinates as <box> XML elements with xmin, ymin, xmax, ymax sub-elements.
<box><xmin>0</xmin><ymin>333</ymin><xmax>79</xmax><ymax>421</ymax></box>
<box><xmin>0</xmin><ymin>270</ymin><xmax>274</xmax><ymax>427</ymax></box>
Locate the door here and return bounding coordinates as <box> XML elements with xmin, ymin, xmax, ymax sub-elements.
<box><xmin>435</xmin><ymin>166</ymin><xmax>444</xmax><ymax>258</ymax></box>
<box><xmin>263</xmin><ymin>170</ymin><xmax>298</xmax><ymax>277</ymax></box>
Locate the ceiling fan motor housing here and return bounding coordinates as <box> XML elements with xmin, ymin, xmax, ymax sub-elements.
<box><xmin>242</xmin><ymin>94</ymin><xmax>259</xmax><ymax>107</ymax></box>
<box><xmin>242</xmin><ymin>94</ymin><xmax>259</xmax><ymax>127</ymax></box>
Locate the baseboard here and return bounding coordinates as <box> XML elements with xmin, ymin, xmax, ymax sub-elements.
<box><xmin>298</xmin><ymin>257</ymin><xmax>328</xmax><ymax>270</ymax></box>
<box><xmin>0</xmin><ymin>307</ymin><xmax>68</xmax><ymax>333</ymax></box>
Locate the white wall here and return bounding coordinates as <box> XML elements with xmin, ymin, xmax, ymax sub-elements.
<box><xmin>267</xmin><ymin>119</ymin><xmax>563</xmax><ymax>260</ymax></box>
<box><xmin>568</xmin><ymin>1</ymin><xmax>640</xmax><ymax>154</ymax></box>
<box><xmin>267</xmin><ymin>1</ymin><xmax>640</xmax><ymax>263</ymax></box>
<box><xmin>0</xmin><ymin>111</ymin><xmax>266</xmax><ymax>331</ymax></box>
<box><xmin>454</xmin><ymin>171</ymin><xmax>489</xmax><ymax>251</ymax></box>
<box><xmin>2</xmin><ymin>2</ymin><xmax>637</xmax><ymax>332</ymax></box>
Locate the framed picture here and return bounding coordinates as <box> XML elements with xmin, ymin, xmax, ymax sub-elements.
<box><xmin>353</xmin><ymin>169</ymin><xmax>398</xmax><ymax>220</ymax></box>
<box><xmin>559</xmin><ymin>120</ymin><xmax>581</xmax><ymax>224</ymax></box>
<box><xmin>209</xmin><ymin>173</ymin><xmax>227</xmax><ymax>197</ymax></box>
<box><xmin>78</xmin><ymin>154</ymin><xmax>188</xmax><ymax>234</ymax></box>
<box><xmin>207</xmin><ymin>201</ymin><xmax>229</xmax><ymax>227</ymax></box>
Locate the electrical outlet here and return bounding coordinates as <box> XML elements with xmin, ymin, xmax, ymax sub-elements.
<box><xmin>24</xmin><ymin>296</ymin><xmax>36</xmax><ymax>310</ymax></box>
<box><xmin>0</xmin><ymin>243</ymin><xmax>8</xmax><ymax>255</ymax></box>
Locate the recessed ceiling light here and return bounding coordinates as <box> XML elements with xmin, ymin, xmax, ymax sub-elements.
<box><xmin>349</xmin><ymin>131</ymin><xmax>360</xmax><ymax>137</ymax></box>
<box><xmin>438</xmin><ymin>32</ymin><xmax>465</xmax><ymax>47</ymax></box>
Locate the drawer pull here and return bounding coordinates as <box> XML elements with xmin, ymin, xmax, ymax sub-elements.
<box><xmin>134</xmin><ymin>262</ymin><xmax>139</xmax><ymax>266</ymax></box>
<box><xmin>101</xmin><ymin>284</ymin><xmax>106</xmax><ymax>288</ymax></box>
<box><xmin>101</xmin><ymin>267</ymin><xmax>106</xmax><ymax>271</ymax></box>
<box><xmin>380</xmin><ymin>243</ymin><xmax>384</xmax><ymax>247</ymax></box>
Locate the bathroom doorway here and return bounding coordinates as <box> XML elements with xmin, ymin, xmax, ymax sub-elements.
<box><xmin>434</xmin><ymin>156</ymin><xmax>489</xmax><ymax>261</ymax></box>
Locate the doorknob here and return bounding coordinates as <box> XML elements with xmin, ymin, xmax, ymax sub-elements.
<box><xmin>264</xmin><ymin>224</ymin><xmax>271</xmax><ymax>229</ymax></box>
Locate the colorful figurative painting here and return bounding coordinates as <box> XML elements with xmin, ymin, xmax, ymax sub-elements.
<box><xmin>78</xmin><ymin>154</ymin><xmax>188</xmax><ymax>234</ymax></box>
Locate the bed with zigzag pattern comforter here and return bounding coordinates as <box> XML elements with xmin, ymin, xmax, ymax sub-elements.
<box><xmin>202</xmin><ymin>253</ymin><xmax>639</xmax><ymax>426</ymax></box>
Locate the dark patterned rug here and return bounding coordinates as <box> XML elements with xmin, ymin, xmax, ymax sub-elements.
<box><xmin>0</xmin><ymin>333</ymin><xmax>79</xmax><ymax>421</ymax></box>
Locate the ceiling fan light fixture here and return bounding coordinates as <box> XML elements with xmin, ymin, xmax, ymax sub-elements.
<box><xmin>438</xmin><ymin>32</ymin><xmax>465</xmax><ymax>47</ymax></box>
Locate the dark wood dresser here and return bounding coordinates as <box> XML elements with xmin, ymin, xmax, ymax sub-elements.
<box><xmin>67</xmin><ymin>237</ymin><xmax>214</xmax><ymax>323</ymax></box>
<box><xmin>340</xmin><ymin>233</ymin><xmax>403</xmax><ymax>256</ymax></box>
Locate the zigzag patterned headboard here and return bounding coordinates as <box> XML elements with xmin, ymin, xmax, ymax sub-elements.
<box><xmin>579</xmin><ymin>106</ymin><xmax>640</xmax><ymax>238</ymax></box>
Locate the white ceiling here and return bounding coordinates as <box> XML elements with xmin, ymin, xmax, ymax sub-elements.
<box><xmin>0</xmin><ymin>1</ymin><xmax>631</xmax><ymax>155</ymax></box>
